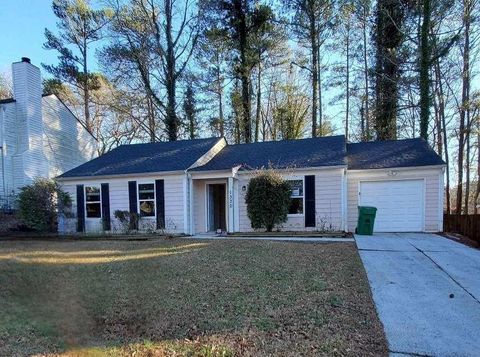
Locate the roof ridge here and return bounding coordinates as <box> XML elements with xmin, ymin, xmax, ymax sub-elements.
<box><xmin>226</xmin><ymin>135</ymin><xmax>346</xmax><ymax>147</ymax></box>
<box><xmin>117</xmin><ymin>136</ymin><xmax>221</xmax><ymax>148</ymax></box>
<box><xmin>347</xmin><ymin>137</ymin><xmax>424</xmax><ymax>145</ymax></box>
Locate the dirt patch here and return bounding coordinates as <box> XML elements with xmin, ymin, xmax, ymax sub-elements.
<box><xmin>441</xmin><ymin>232</ymin><xmax>480</xmax><ymax>249</ymax></box>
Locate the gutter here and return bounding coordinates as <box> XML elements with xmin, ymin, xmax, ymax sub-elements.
<box><xmin>347</xmin><ymin>164</ymin><xmax>446</xmax><ymax>173</ymax></box>
<box><xmin>56</xmin><ymin>169</ymin><xmax>186</xmax><ymax>182</ymax></box>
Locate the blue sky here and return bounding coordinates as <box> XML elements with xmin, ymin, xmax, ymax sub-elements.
<box><xmin>0</xmin><ymin>1</ymin><xmax>60</xmax><ymax>74</ymax></box>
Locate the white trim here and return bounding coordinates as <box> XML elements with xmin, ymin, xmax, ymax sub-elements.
<box><xmin>228</xmin><ymin>177</ymin><xmax>234</xmax><ymax>233</ymax></box>
<box><xmin>189</xmin><ymin>170</ymin><xmax>236</xmax><ymax>180</ymax></box>
<box><xmin>188</xmin><ymin>176</ymin><xmax>194</xmax><ymax>235</ymax></box>
<box><xmin>187</xmin><ymin>138</ymin><xmax>227</xmax><ymax>170</ymax></box>
<box><xmin>439</xmin><ymin>167</ymin><xmax>445</xmax><ymax>231</ymax></box>
<box><xmin>349</xmin><ymin>165</ymin><xmax>446</xmax><ymax>174</ymax></box>
<box><xmin>237</xmin><ymin>165</ymin><xmax>347</xmax><ymax>176</ymax></box>
<box><xmin>342</xmin><ymin>169</ymin><xmax>347</xmax><ymax>231</ymax></box>
<box><xmin>358</xmin><ymin>178</ymin><xmax>426</xmax><ymax>232</ymax></box>
<box><xmin>233</xmin><ymin>178</ymin><xmax>240</xmax><ymax>231</ymax></box>
<box><xmin>183</xmin><ymin>176</ymin><xmax>188</xmax><ymax>234</ymax></box>
<box><xmin>57</xmin><ymin>170</ymin><xmax>185</xmax><ymax>182</ymax></box>
<box><xmin>84</xmin><ymin>184</ymin><xmax>102</xmax><ymax>220</ymax></box>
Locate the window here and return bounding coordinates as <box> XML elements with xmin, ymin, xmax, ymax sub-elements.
<box><xmin>85</xmin><ymin>186</ymin><xmax>101</xmax><ymax>218</ymax></box>
<box><xmin>288</xmin><ymin>180</ymin><xmax>304</xmax><ymax>215</ymax></box>
<box><xmin>138</xmin><ymin>183</ymin><xmax>155</xmax><ymax>217</ymax></box>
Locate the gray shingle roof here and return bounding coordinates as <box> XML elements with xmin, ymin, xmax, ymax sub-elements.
<box><xmin>59</xmin><ymin>137</ymin><xmax>222</xmax><ymax>178</ymax></box>
<box><xmin>347</xmin><ymin>138</ymin><xmax>445</xmax><ymax>170</ymax></box>
<box><xmin>60</xmin><ymin>136</ymin><xmax>445</xmax><ymax>179</ymax></box>
<box><xmin>192</xmin><ymin>135</ymin><xmax>347</xmax><ymax>171</ymax></box>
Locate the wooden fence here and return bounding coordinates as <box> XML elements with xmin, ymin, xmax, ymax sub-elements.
<box><xmin>443</xmin><ymin>214</ymin><xmax>480</xmax><ymax>244</ymax></box>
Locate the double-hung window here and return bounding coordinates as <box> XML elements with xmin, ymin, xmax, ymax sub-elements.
<box><xmin>138</xmin><ymin>183</ymin><xmax>155</xmax><ymax>217</ymax></box>
<box><xmin>85</xmin><ymin>186</ymin><xmax>101</xmax><ymax>218</ymax></box>
<box><xmin>288</xmin><ymin>179</ymin><xmax>304</xmax><ymax>215</ymax></box>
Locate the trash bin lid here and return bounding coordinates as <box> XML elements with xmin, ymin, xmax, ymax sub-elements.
<box><xmin>358</xmin><ymin>206</ymin><xmax>377</xmax><ymax>214</ymax></box>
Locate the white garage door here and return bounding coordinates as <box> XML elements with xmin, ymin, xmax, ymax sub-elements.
<box><xmin>359</xmin><ymin>179</ymin><xmax>424</xmax><ymax>232</ymax></box>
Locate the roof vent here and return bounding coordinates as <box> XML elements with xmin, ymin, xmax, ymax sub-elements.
<box><xmin>21</xmin><ymin>57</ymin><xmax>31</xmax><ymax>63</ymax></box>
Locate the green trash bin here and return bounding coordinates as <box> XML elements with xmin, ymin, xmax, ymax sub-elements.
<box><xmin>356</xmin><ymin>206</ymin><xmax>377</xmax><ymax>235</ymax></box>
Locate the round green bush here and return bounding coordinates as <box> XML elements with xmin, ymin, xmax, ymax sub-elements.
<box><xmin>245</xmin><ymin>170</ymin><xmax>291</xmax><ymax>232</ymax></box>
<box><xmin>17</xmin><ymin>178</ymin><xmax>71</xmax><ymax>232</ymax></box>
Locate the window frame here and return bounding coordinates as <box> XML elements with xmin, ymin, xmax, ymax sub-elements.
<box><xmin>137</xmin><ymin>182</ymin><xmax>156</xmax><ymax>218</ymax></box>
<box><xmin>287</xmin><ymin>178</ymin><xmax>305</xmax><ymax>217</ymax></box>
<box><xmin>84</xmin><ymin>185</ymin><xmax>102</xmax><ymax>219</ymax></box>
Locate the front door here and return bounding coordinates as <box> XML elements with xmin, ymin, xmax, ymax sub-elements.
<box><xmin>208</xmin><ymin>184</ymin><xmax>226</xmax><ymax>232</ymax></box>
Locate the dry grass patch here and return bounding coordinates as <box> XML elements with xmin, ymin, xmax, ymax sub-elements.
<box><xmin>0</xmin><ymin>238</ymin><xmax>387</xmax><ymax>356</ymax></box>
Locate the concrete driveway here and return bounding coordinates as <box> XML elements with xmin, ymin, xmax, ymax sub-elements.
<box><xmin>356</xmin><ymin>233</ymin><xmax>480</xmax><ymax>357</ymax></box>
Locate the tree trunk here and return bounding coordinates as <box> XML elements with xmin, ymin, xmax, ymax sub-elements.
<box><xmin>310</xmin><ymin>14</ymin><xmax>318</xmax><ymax>138</ymax></box>
<box><xmin>217</xmin><ymin>63</ymin><xmax>224</xmax><ymax>137</ymax></box>
<box><xmin>317</xmin><ymin>31</ymin><xmax>323</xmax><ymax>136</ymax></box>
<box><xmin>147</xmin><ymin>94</ymin><xmax>156</xmax><ymax>142</ymax></box>
<box><xmin>345</xmin><ymin>26</ymin><xmax>350</xmax><ymax>141</ymax></box>
<box><xmin>419</xmin><ymin>0</ymin><xmax>431</xmax><ymax>139</ymax></box>
<box><xmin>374</xmin><ymin>0</ymin><xmax>401</xmax><ymax>140</ymax></box>
<box><xmin>165</xmin><ymin>0</ymin><xmax>178</xmax><ymax>141</ymax></box>
<box><xmin>434</xmin><ymin>51</ymin><xmax>450</xmax><ymax>213</ymax></box>
<box><xmin>474</xmin><ymin>122</ymin><xmax>480</xmax><ymax>214</ymax></box>
<box><xmin>83</xmin><ymin>36</ymin><xmax>91</xmax><ymax>132</ymax></box>
<box><xmin>236</xmin><ymin>1</ymin><xmax>251</xmax><ymax>143</ymax></box>
<box><xmin>362</xmin><ymin>2</ymin><xmax>370</xmax><ymax>141</ymax></box>
<box><xmin>255</xmin><ymin>59</ymin><xmax>261</xmax><ymax>142</ymax></box>
<box><xmin>465</xmin><ymin>114</ymin><xmax>471</xmax><ymax>214</ymax></box>
<box><xmin>457</xmin><ymin>0</ymin><xmax>471</xmax><ymax>214</ymax></box>
<box><xmin>218</xmin><ymin>93</ymin><xmax>224</xmax><ymax>137</ymax></box>
<box><xmin>360</xmin><ymin>104</ymin><xmax>365</xmax><ymax>140</ymax></box>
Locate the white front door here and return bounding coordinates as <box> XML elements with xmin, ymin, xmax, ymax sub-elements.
<box><xmin>359</xmin><ymin>179</ymin><xmax>424</xmax><ymax>232</ymax></box>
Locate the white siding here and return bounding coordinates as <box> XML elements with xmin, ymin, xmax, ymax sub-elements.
<box><xmin>12</xmin><ymin>61</ymin><xmax>48</xmax><ymax>189</ymax></box>
<box><xmin>0</xmin><ymin>102</ymin><xmax>17</xmax><ymax>195</ymax></box>
<box><xmin>42</xmin><ymin>95</ymin><xmax>96</xmax><ymax>178</ymax></box>
<box><xmin>237</xmin><ymin>168</ymin><xmax>344</xmax><ymax>232</ymax></box>
<box><xmin>0</xmin><ymin>60</ymin><xmax>96</xmax><ymax>198</ymax></box>
<box><xmin>59</xmin><ymin>174</ymin><xmax>185</xmax><ymax>235</ymax></box>
<box><xmin>193</xmin><ymin>180</ymin><xmax>206</xmax><ymax>233</ymax></box>
<box><xmin>347</xmin><ymin>167</ymin><xmax>444</xmax><ymax>232</ymax></box>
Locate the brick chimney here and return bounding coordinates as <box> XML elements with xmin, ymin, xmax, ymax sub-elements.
<box><xmin>11</xmin><ymin>57</ymin><xmax>48</xmax><ymax>187</ymax></box>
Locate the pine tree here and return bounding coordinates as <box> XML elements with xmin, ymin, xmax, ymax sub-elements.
<box><xmin>43</xmin><ymin>0</ymin><xmax>111</xmax><ymax>132</ymax></box>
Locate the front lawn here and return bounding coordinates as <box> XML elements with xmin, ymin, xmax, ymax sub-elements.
<box><xmin>0</xmin><ymin>238</ymin><xmax>387</xmax><ymax>356</ymax></box>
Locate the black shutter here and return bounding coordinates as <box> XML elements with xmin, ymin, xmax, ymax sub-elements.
<box><xmin>76</xmin><ymin>184</ymin><xmax>85</xmax><ymax>232</ymax></box>
<box><xmin>305</xmin><ymin>175</ymin><xmax>316</xmax><ymax>227</ymax></box>
<box><xmin>128</xmin><ymin>181</ymin><xmax>137</xmax><ymax>213</ymax></box>
<box><xmin>128</xmin><ymin>181</ymin><xmax>138</xmax><ymax>230</ymax></box>
<box><xmin>155</xmin><ymin>179</ymin><xmax>165</xmax><ymax>229</ymax></box>
<box><xmin>101</xmin><ymin>183</ymin><xmax>111</xmax><ymax>231</ymax></box>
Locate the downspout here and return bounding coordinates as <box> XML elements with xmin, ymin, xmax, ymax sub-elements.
<box><xmin>0</xmin><ymin>105</ymin><xmax>6</xmax><ymax>197</ymax></box>
<box><xmin>184</xmin><ymin>168</ymin><xmax>193</xmax><ymax>235</ymax></box>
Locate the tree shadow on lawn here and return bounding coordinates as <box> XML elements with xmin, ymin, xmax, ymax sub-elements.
<box><xmin>0</xmin><ymin>239</ymin><xmax>388</xmax><ymax>356</ymax></box>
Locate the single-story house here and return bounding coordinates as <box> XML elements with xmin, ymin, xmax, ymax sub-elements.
<box><xmin>57</xmin><ymin>135</ymin><xmax>445</xmax><ymax>235</ymax></box>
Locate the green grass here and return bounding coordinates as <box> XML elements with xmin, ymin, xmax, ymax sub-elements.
<box><xmin>0</xmin><ymin>238</ymin><xmax>387</xmax><ymax>356</ymax></box>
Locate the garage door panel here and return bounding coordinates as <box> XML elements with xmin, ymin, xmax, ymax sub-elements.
<box><xmin>360</xmin><ymin>180</ymin><xmax>424</xmax><ymax>232</ymax></box>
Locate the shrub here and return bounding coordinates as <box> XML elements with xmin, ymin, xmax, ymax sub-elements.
<box><xmin>17</xmin><ymin>178</ymin><xmax>71</xmax><ymax>232</ymax></box>
<box><xmin>113</xmin><ymin>210</ymin><xmax>139</xmax><ymax>233</ymax></box>
<box><xmin>245</xmin><ymin>170</ymin><xmax>292</xmax><ymax>232</ymax></box>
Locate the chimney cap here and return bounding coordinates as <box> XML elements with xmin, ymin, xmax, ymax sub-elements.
<box><xmin>21</xmin><ymin>57</ymin><xmax>31</xmax><ymax>63</ymax></box>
